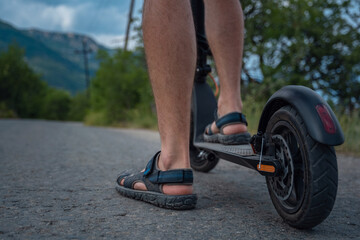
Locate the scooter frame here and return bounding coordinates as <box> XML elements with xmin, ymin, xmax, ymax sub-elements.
<box><xmin>189</xmin><ymin>0</ymin><xmax>344</xmax><ymax>176</ymax></box>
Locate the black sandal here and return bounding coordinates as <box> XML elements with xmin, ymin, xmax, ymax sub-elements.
<box><xmin>115</xmin><ymin>152</ymin><xmax>197</xmax><ymax>210</ymax></box>
<box><xmin>204</xmin><ymin>112</ymin><xmax>251</xmax><ymax>145</ymax></box>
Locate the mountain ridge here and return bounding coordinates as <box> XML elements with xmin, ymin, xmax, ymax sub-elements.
<box><xmin>0</xmin><ymin>19</ymin><xmax>110</xmax><ymax>94</ymax></box>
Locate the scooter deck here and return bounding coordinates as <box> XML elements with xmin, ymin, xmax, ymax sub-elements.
<box><xmin>194</xmin><ymin>142</ymin><xmax>255</xmax><ymax>156</ymax></box>
<box><xmin>194</xmin><ymin>141</ymin><xmax>280</xmax><ymax>176</ymax></box>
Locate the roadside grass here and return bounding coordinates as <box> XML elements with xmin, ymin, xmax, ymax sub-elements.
<box><xmin>84</xmin><ymin>111</ymin><xmax>111</xmax><ymax>126</ymax></box>
<box><xmin>115</xmin><ymin>108</ymin><xmax>158</xmax><ymax>130</ymax></box>
<box><xmin>242</xmin><ymin>97</ymin><xmax>264</xmax><ymax>135</ymax></box>
<box><xmin>84</xmin><ymin>109</ymin><xmax>158</xmax><ymax>130</ymax></box>
<box><xmin>335</xmin><ymin>111</ymin><xmax>360</xmax><ymax>157</ymax></box>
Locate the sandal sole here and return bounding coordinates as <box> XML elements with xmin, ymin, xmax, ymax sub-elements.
<box><xmin>204</xmin><ymin>132</ymin><xmax>251</xmax><ymax>145</ymax></box>
<box><xmin>115</xmin><ymin>184</ymin><xmax>197</xmax><ymax>210</ymax></box>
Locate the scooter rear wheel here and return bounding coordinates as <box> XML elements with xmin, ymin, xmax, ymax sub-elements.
<box><xmin>266</xmin><ymin>105</ymin><xmax>338</xmax><ymax>229</ymax></box>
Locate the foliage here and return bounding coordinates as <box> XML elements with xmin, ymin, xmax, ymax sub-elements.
<box><xmin>89</xmin><ymin>49</ymin><xmax>154</xmax><ymax>126</ymax></box>
<box><xmin>40</xmin><ymin>88</ymin><xmax>71</xmax><ymax>121</ymax></box>
<box><xmin>67</xmin><ymin>91</ymin><xmax>90</xmax><ymax>121</ymax></box>
<box><xmin>241</xmin><ymin>0</ymin><xmax>360</xmax><ymax>112</ymax></box>
<box><xmin>0</xmin><ymin>43</ymin><xmax>46</xmax><ymax>118</ymax></box>
<box><xmin>0</xmin><ymin>43</ymin><xmax>74</xmax><ymax>120</ymax></box>
<box><xmin>84</xmin><ymin>110</ymin><xmax>110</xmax><ymax>126</ymax></box>
<box><xmin>0</xmin><ymin>102</ymin><xmax>17</xmax><ymax>118</ymax></box>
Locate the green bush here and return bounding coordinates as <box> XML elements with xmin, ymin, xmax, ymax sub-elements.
<box><xmin>84</xmin><ymin>110</ymin><xmax>111</xmax><ymax>126</ymax></box>
<box><xmin>89</xmin><ymin>49</ymin><xmax>154</xmax><ymax>126</ymax></box>
<box><xmin>67</xmin><ymin>91</ymin><xmax>90</xmax><ymax>121</ymax></box>
<box><xmin>40</xmin><ymin>88</ymin><xmax>71</xmax><ymax>120</ymax></box>
<box><xmin>0</xmin><ymin>102</ymin><xmax>17</xmax><ymax>118</ymax></box>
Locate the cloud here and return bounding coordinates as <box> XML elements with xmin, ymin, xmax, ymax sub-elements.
<box><xmin>0</xmin><ymin>0</ymin><xmax>76</xmax><ymax>31</ymax></box>
<box><xmin>72</xmin><ymin>3</ymin><xmax>129</xmax><ymax>35</ymax></box>
<box><xmin>41</xmin><ymin>5</ymin><xmax>75</xmax><ymax>30</ymax></box>
<box><xmin>0</xmin><ymin>0</ymin><xmax>143</xmax><ymax>46</ymax></box>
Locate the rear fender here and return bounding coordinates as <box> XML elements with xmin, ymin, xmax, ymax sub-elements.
<box><xmin>258</xmin><ymin>85</ymin><xmax>344</xmax><ymax>146</ymax></box>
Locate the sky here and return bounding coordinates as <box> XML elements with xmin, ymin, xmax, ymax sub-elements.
<box><xmin>0</xmin><ymin>0</ymin><xmax>144</xmax><ymax>49</ymax></box>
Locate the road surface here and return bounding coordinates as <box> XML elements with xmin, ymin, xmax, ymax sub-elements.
<box><xmin>0</xmin><ymin>119</ymin><xmax>359</xmax><ymax>239</ymax></box>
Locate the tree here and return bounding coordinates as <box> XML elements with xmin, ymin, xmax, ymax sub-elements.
<box><xmin>90</xmin><ymin>49</ymin><xmax>153</xmax><ymax>124</ymax></box>
<box><xmin>0</xmin><ymin>43</ymin><xmax>46</xmax><ymax>118</ymax></box>
<box><xmin>0</xmin><ymin>43</ymin><xmax>74</xmax><ymax>120</ymax></box>
<box><xmin>241</xmin><ymin>0</ymin><xmax>360</xmax><ymax>111</ymax></box>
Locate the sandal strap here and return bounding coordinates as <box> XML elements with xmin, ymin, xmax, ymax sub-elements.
<box><xmin>123</xmin><ymin>151</ymin><xmax>193</xmax><ymax>193</ymax></box>
<box><xmin>123</xmin><ymin>172</ymin><xmax>146</xmax><ymax>189</ymax></box>
<box><xmin>215</xmin><ymin>112</ymin><xmax>248</xmax><ymax>130</ymax></box>
<box><xmin>143</xmin><ymin>151</ymin><xmax>160</xmax><ymax>176</ymax></box>
<box><xmin>144</xmin><ymin>151</ymin><xmax>193</xmax><ymax>184</ymax></box>
<box><xmin>148</xmin><ymin>169</ymin><xmax>193</xmax><ymax>184</ymax></box>
<box><xmin>205</xmin><ymin>124</ymin><xmax>213</xmax><ymax>135</ymax></box>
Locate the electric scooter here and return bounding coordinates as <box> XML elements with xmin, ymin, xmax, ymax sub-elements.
<box><xmin>190</xmin><ymin>0</ymin><xmax>345</xmax><ymax>229</ymax></box>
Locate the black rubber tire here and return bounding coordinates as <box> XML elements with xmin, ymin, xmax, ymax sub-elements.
<box><xmin>189</xmin><ymin>113</ymin><xmax>219</xmax><ymax>172</ymax></box>
<box><xmin>265</xmin><ymin>105</ymin><xmax>338</xmax><ymax>229</ymax></box>
<box><xmin>189</xmin><ymin>145</ymin><xmax>219</xmax><ymax>172</ymax></box>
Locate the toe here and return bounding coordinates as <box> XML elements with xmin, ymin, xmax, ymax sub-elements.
<box><xmin>205</xmin><ymin>122</ymin><xmax>219</xmax><ymax>135</ymax></box>
<box><xmin>133</xmin><ymin>182</ymin><xmax>147</xmax><ymax>191</ymax></box>
<box><xmin>117</xmin><ymin>172</ymin><xmax>130</xmax><ymax>185</ymax></box>
<box><xmin>117</xmin><ymin>175</ymin><xmax>126</xmax><ymax>186</ymax></box>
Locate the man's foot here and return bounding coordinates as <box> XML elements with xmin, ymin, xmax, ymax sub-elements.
<box><xmin>204</xmin><ymin>111</ymin><xmax>251</xmax><ymax>145</ymax></box>
<box><xmin>116</xmin><ymin>152</ymin><xmax>197</xmax><ymax>210</ymax></box>
<box><xmin>118</xmin><ymin>166</ymin><xmax>193</xmax><ymax>195</ymax></box>
<box><xmin>207</xmin><ymin>114</ymin><xmax>248</xmax><ymax>135</ymax></box>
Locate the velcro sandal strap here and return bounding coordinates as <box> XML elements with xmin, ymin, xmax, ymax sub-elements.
<box><xmin>143</xmin><ymin>151</ymin><xmax>161</xmax><ymax>176</ymax></box>
<box><xmin>215</xmin><ymin>112</ymin><xmax>248</xmax><ymax>128</ymax></box>
<box><xmin>148</xmin><ymin>169</ymin><xmax>193</xmax><ymax>184</ymax></box>
<box><xmin>143</xmin><ymin>151</ymin><xmax>194</xmax><ymax>185</ymax></box>
<box><xmin>120</xmin><ymin>151</ymin><xmax>194</xmax><ymax>193</ymax></box>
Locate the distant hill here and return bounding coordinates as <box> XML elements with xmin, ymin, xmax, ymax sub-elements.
<box><xmin>0</xmin><ymin>19</ymin><xmax>110</xmax><ymax>94</ymax></box>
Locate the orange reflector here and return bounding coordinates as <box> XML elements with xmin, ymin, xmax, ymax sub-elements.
<box><xmin>257</xmin><ymin>164</ymin><xmax>275</xmax><ymax>173</ymax></box>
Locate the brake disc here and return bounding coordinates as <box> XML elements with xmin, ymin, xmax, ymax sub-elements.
<box><xmin>268</xmin><ymin>135</ymin><xmax>294</xmax><ymax>201</ymax></box>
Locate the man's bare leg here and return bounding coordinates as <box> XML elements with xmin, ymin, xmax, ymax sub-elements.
<box><xmin>121</xmin><ymin>0</ymin><xmax>246</xmax><ymax>195</ymax></box>
<box><xmin>121</xmin><ymin>0</ymin><xmax>196</xmax><ymax>195</ymax></box>
<box><xmin>204</xmin><ymin>0</ymin><xmax>248</xmax><ymax>135</ymax></box>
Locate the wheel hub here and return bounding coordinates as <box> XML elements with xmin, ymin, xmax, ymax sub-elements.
<box><xmin>269</xmin><ymin>135</ymin><xmax>294</xmax><ymax>201</ymax></box>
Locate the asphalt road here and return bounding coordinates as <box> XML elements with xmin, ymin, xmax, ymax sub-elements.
<box><xmin>0</xmin><ymin>119</ymin><xmax>359</xmax><ymax>239</ymax></box>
